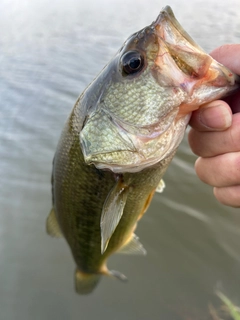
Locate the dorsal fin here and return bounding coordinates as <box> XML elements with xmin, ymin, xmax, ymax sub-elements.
<box><xmin>100</xmin><ymin>178</ymin><xmax>129</xmax><ymax>254</ymax></box>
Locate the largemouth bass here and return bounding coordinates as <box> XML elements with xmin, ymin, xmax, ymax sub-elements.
<box><xmin>47</xmin><ymin>6</ymin><xmax>239</xmax><ymax>294</ymax></box>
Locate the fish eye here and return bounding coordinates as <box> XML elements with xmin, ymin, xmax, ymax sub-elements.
<box><xmin>121</xmin><ymin>50</ymin><xmax>144</xmax><ymax>76</ymax></box>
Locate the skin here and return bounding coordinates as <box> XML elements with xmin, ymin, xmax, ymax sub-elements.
<box><xmin>188</xmin><ymin>44</ymin><xmax>240</xmax><ymax>208</ymax></box>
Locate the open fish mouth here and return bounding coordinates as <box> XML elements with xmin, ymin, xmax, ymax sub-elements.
<box><xmin>153</xmin><ymin>6</ymin><xmax>239</xmax><ymax>95</ymax></box>
<box><xmin>153</xmin><ymin>6</ymin><xmax>239</xmax><ymax>101</ymax></box>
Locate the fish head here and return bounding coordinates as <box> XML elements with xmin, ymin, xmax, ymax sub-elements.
<box><xmin>80</xmin><ymin>6</ymin><xmax>239</xmax><ymax>173</ymax></box>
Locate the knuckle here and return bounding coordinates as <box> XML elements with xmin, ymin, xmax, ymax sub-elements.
<box><xmin>230</xmin><ymin>117</ymin><xmax>240</xmax><ymax>151</ymax></box>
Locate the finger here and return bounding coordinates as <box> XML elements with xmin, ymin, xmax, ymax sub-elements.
<box><xmin>210</xmin><ymin>44</ymin><xmax>240</xmax><ymax>75</ymax></box>
<box><xmin>195</xmin><ymin>152</ymin><xmax>240</xmax><ymax>187</ymax></box>
<box><xmin>189</xmin><ymin>113</ymin><xmax>240</xmax><ymax>157</ymax></box>
<box><xmin>210</xmin><ymin>44</ymin><xmax>240</xmax><ymax>114</ymax></box>
<box><xmin>213</xmin><ymin>185</ymin><xmax>240</xmax><ymax>208</ymax></box>
<box><xmin>189</xmin><ymin>100</ymin><xmax>232</xmax><ymax>132</ymax></box>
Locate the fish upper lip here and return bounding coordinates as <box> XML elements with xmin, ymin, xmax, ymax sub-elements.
<box><xmin>155</xmin><ymin>5</ymin><xmax>174</xmax><ymax>22</ymax></box>
<box><xmin>153</xmin><ymin>6</ymin><xmax>204</xmax><ymax>53</ymax></box>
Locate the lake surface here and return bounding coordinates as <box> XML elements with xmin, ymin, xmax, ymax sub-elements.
<box><xmin>1</xmin><ymin>0</ymin><xmax>240</xmax><ymax>319</ymax></box>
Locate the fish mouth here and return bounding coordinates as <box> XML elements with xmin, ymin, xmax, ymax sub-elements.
<box><xmin>152</xmin><ymin>5</ymin><xmax>240</xmax><ymax>110</ymax></box>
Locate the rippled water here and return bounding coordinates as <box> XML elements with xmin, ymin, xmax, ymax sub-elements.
<box><xmin>1</xmin><ymin>0</ymin><xmax>240</xmax><ymax>319</ymax></box>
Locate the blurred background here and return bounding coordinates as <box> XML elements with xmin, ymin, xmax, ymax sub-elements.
<box><xmin>1</xmin><ymin>0</ymin><xmax>240</xmax><ymax>319</ymax></box>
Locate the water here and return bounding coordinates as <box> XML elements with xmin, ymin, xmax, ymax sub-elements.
<box><xmin>1</xmin><ymin>0</ymin><xmax>240</xmax><ymax>319</ymax></box>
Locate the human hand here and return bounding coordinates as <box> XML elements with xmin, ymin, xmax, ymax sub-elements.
<box><xmin>188</xmin><ymin>44</ymin><xmax>240</xmax><ymax>207</ymax></box>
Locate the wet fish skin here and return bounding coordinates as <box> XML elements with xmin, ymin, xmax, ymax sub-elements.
<box><xmin>47</xmin><ymin>6</ymin><xmax>240</xmax><ymax>294</ymax></box>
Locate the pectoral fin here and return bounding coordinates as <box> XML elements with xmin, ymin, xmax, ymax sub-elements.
<box><xmin>117</xmin><ymin>234</ymin><xmax>146</xmax><ymax>255</ymax></box>
<box><xmin>156</xmin><ymin>179</ymin><xmax>165</xmax><ymax>193</ymax></box>
<box><xmin>46</xmin><ymin>208</ymin><xmax>63</xmax><ymax>238</ymax></box>
<box><xmin>100</xmin><ymin>179</ymin><xmax>129</xmax><ymax>254</ymax></box>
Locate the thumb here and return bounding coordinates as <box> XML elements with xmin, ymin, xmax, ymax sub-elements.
<box><xmin>189</xmin><ymin>100</ymin><xmax>232</xmax><ymax>132</ymax></box>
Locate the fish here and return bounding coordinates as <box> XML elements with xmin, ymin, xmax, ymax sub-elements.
<box><xmin>46</xmin><ymin>6</ymin><xmax>240</xmax><ymax>294</ymax></box>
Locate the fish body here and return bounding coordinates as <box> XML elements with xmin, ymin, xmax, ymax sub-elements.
<box><xmin>47</xmin><ymin>6</ymin><xmax>239</xmax><ymax>294</ymax></box>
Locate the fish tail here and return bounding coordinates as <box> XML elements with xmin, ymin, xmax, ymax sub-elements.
<box><xmin>75</xmin><ymin>269</ymin><xmax>101</xmax><ymax>295</ymax></box>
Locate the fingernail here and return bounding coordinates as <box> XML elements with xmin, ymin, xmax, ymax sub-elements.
<box><xmin>200</xmin><ymin>105</ymin><xmax>232</xmax><ymax>129</ymax></box>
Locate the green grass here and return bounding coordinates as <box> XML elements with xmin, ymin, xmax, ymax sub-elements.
<box><xmin>216</xmin><ymin>291</ymin><xmax>240</xmax><ymax>320</ymax></box>
<box><xmin>210</xmin><ymin>291</ymin><xmax>240</xmax><ymax>320</ymax></box>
